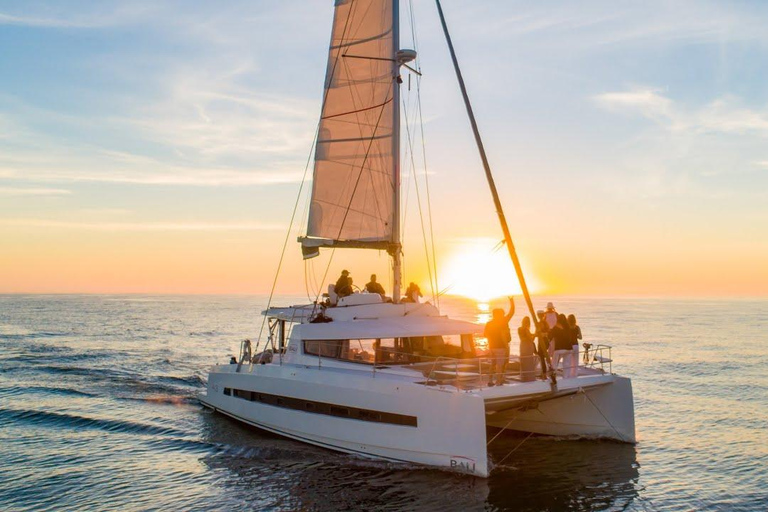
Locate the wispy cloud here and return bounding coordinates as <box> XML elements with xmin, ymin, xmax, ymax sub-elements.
<box><xmin>593</xmin><ymin>87</ymin><xmax>674</xmax><ymax>124</ymax></box>
<box><xmin>465</xmin><ymin>0</ymin><xmax>768</xmax><ymax>48</ymax></box>
<box><xmin>0</xmin><ymin>187</ymin><xmax>71</xmax><ymax>196</ymax></box>
<box><xmin>593</xmin><ymin>88</ymin><xmax>768</xmax><ymax>136</ymax></box>
<box><xmin>0</xmin><ymin>219</ymin><xmax>283</xmax><ymax>231</ymax></box>
<box><xmin>0</xmin><ymin>165</ymin><xmax>306</xmax><ymax>187</ymax></box>
<box><xmin>0</xmin><ymin>4</ymin><xmax>162</xmax><ymax>29</ymax></box>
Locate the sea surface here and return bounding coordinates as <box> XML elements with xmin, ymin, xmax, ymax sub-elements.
<box><xmin>1</xmin><ymin>294</ymin><xmax>766</xmax><ymax>511</ymax></box>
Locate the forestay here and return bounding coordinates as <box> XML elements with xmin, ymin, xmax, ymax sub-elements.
<box><xmin>302</xmin><ymin>0</ymin><xmax>397</xmax><ymax>259</ymax></box>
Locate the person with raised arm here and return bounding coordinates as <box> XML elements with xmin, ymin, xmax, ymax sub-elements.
<box><xmin>484</xmin><ymin>296</ymin><xmax>515</xmax><ymax>386</ymax></box>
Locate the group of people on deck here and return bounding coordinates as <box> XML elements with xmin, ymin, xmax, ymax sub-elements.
<box><xmin>333</xmin><ymin>270</ymin><xmax>423</xmax><ymax>304</ymax></box>
<box><xmin>485</xmin><ymin>298</ymin><xmax>582</xmax><ymax>385</ymax></box>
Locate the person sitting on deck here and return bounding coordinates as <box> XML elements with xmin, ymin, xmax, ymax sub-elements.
<box><xmin>364</xmin><ymin>274</ymin><xmax>386</xmax><ymax>299</ymax></box>
<box><xmin>334</xmin><ymin>270</ymin><xmax>353</xmax><ymax>298</ymax></box>
<box><xmin>484</xmin><ymin>296</ymin><xmax>515</xmax><ymax>386</ymax></box>
<box><xmin>403</xmin><ymin>282</ymin><xmax>423</xmax><ymax>303</ymax></box>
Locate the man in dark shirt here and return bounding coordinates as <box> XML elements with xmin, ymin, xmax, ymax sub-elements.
<box><xmin>334</xmin><ymin>270</ymin><xmax>353</xmax><ymax>298</ymax></box>
<box><xmin>364</xmin><ymin>274</ymin><xmax>386</xmax><ymax>298</ymax></box>
<box><xmin>483</xmin><ymin>297</ymin><xmax>515</xmax><ymax>386</ymax></box>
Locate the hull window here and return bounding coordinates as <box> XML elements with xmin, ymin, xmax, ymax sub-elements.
<box><xmin>225</xmin><ymin>388</ymin><xmax>417</xmax><ymax>427</ymax></box>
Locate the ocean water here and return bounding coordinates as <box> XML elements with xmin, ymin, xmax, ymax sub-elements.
<box><xmin>0</xmin><ymin>294</ymin><xmax>766</xmax><ymax>511</ymax></box>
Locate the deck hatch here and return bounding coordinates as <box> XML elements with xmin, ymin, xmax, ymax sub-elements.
<box><xmin>227</xmin><ymin>388</ymin><xmax>417</xmax><ymax>427</ymax></box>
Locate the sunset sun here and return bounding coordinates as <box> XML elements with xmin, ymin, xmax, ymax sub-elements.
<box><xmin>439</xmin><ymin>238</ymin><xmax>540</xmax><ymax>302</ymax></box>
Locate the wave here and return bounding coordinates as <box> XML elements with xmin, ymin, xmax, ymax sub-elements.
<box><xmin>0</xmin><ymin>324</ymin><xmax>33</xmax><ymax>337</ymax></box>
<box><xmin>0</xmin><ymin>407</ymin><xmax>192</xmax><ymax>438</ymax></box>
<box><xmin>0</xmin><ymin>385</ymin><xmax>97</xmax><ymax>399</ymax></box>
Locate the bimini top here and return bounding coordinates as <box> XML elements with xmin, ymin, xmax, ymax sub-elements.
<box><xmin>293</xmin><ymin>315</ymin><xmax>483</xmax><ymax>340</ymax></box>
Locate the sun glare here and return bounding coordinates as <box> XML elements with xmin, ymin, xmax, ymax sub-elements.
<box><xmin>439</xmin><ymin>239</ymin><xmax>540</xmax><ymax>302</ymax></box>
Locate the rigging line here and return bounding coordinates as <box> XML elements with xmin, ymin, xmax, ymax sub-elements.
<box><xmin>401</xmin><ymin>95</ymin><xmax>436</xmax><ymax>304</ymax></box>
<box><xmin>257</xmin><ymin>0</ymin><xmax>358</xmax><ymax>348</ymax></box>
<box><xmin>400</xmin><ymin>88</ymin><xmax>417</xmax><ymax>241</ymax></box>
<box><xmin>415</xmin><ymin>73</ymin><xmax>440</xmax><ymax>310</ymax></box>
<box><xmin>487</xmin><ymin>411</ymin><xmax>524</xmax><ymax>446</ymax></box>
<box><xmin>256</xmin><ymin>134</ymin><xmax>316</xmax><ymax>350</ymax></box>
<box><xmin>580</xmin><ymin>388</ymin><xmax>628</xmax><ymax>443</ymax></box>
<box><xmin>399</xmin><ymin>78</ymin><xmax>422</xmax><ymax>287</ymax></box>
<box><xmin>496</xmin><ymin>431</ymin><xmax>535</xmax><ymax>467</ymax></box>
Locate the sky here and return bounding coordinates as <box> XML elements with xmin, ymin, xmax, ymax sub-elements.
<box><xmin>1</xmin><ymin>0</ymin><xmax>767</xmax><ymax>297</ymax></box>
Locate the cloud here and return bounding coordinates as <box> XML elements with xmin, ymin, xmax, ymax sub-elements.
<box><xmin>593</xmin><ymin>88</ymin><xmax>674</xmax><ymax>124</ymax></box>
<box><xmin>0</xmin><ymin>4</ymin><xmax>162</xmax><ymax>29</ymax></box>
<box><xmin>0</xmin><ymin>219</ymin><xmax>283</xmax><ymax>231</ymax></box>
<box><xmin>0</xmin><ymin>62</ymin><xmax>317</xmax><ymax>187</ymax></box>
<box><xmin>0</xmin><ymin>12</ymin><xmax>96</xmax><ymax>28</ymax></box>
<box><xmin>0</xmin><ymin>187</ymin><xmax>71</xmax><ymax>196</ymax></box>
<box><xmin>0</xmin><ymin>166</ymin><xmax>306</xmax><ymax>187</ymax></box>
<box><xmin>696</xmin><ymin>100</ymin><xmax>768</xmax><ymax>135</ymax></box>
<box><xmin>467</xmin><ymin>0</ymin><xmax>768</xmax><ymax>49</ymax></box>
<box><xmin>593</xmin><ymin>88</ymin><xmax>768</xmax><ymax>136</ymax></box>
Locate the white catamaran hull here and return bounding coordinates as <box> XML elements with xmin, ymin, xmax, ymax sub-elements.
<box><xmin>200</xmin><ymin>360</ymin><xmax>634</xmax><ymax>477</ymax></box>
<box><xmin>486</xmin><ymin>376</ymin><xmax>635</xmax><ymax>443</ymax></box>
<box><xmin>200</xmin><ymin>364</ymin><xmax>490</xmax><ymax>477</ymax></box>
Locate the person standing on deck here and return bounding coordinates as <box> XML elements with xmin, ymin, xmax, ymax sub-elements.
<box><xmin>334</xmin><ymin>270</ymin><xmax>353</xmax><ymax>298</ymax></box>
<box><xmin>568</xmin><ymin>314</ymin><xmax>582</xmax><ymax>378</ymax></box>
<box><xmin>544</xmin><ymin>302</ymin><xmax>558</xmax><ymax>329</ymax></box>
<box><xmin>551</xmin><ymin>314</ymin><xmax>573</xmax><ymax>376</ymax></box>
<box><xmin>484</xmin><ymin>297</ymin><xmax>515</xmax><ymax>386</ymax></box>
<box><xmin>535</xmin><ymin>310</ymin><xmax>550</xmax><ymax>379</ymax></box>
<box><xmin>365</xmin><ymin>274</ymin><xmax>386</xmax><ymax>299</ymax></box>
<box><xmin>517</xmin><ymin>316</ymin><xmax>537</xmax><ymax>382</ymax></box>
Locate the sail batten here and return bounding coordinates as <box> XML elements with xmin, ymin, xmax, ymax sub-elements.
<box><xmin>303</xmin><ymin>0</ymin><xmax>396</xmax><ymax>258</ymax></box>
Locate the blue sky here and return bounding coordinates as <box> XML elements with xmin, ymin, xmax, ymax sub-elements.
<box><xmin>1</xmin><ymin>0</ymin><xmax>767</xmax><ymax>295</ymax></box>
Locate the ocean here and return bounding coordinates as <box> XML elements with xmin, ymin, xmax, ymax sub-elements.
<box><xmin>1</xmin><ymin>294</ymin><xmax>766</xmax><ymax>511</ymax></box>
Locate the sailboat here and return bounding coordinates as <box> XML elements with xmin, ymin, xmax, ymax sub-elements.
<box><xmin>199</xmin><ymin>0</ymin><xmax>635</xmax><ymax>477</ymax></box>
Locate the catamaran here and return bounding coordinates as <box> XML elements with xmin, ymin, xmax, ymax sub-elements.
<box><xmin>199</xmin><ymin>0</ymin><xmax>635</xmax><ymax>477</ymax></box>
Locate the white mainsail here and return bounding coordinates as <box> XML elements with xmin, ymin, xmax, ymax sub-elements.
<box><xmin>302</xmin><ymin>0</ymin><xmax>397</xmax><ymax>259</ymax></box>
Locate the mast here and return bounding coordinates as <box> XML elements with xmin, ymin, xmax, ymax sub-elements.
<box><xmin>392</xmin><ymin>0</ymin><xmax>402</xmax><ymax>303</ymax></box>
<box><xmin>435</xmin><ymin>0</ymin><xmax>539</xmax><ymax>325</ymax></box>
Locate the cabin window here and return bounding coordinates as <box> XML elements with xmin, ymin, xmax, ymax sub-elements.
<box><xmin>303</xmin><ymin>335</ymin><xmax>477</xmax><ymax>363</ymax></box>
<box><xmin>404</xmin><ymin>334</ymin><xmax>477</xmax><ymax>359</ymax></box>
<box><xmin>303</xmin><ymin>339</ymin><xmax>344</xmax><ymax>358</ymax></box>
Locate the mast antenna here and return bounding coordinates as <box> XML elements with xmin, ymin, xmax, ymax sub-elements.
<box><xmin>435</xmin><ymin>0</ymin><xmax>539</xmax><ymax>326</ymax></box>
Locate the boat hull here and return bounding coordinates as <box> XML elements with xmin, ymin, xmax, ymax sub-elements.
<box><xmin>486</xmin><ymin>376</ymin><xmax>636</xmax><ymax>443</ymax></box>
<box><xmin>199</xmin><ymin>364</ymin><xmax>490</xmax><ymax>477</ymax></box>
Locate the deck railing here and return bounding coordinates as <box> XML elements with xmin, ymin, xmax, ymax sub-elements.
<box><xmin>283</xmin><ymin>339</ymin><xmax>615</xmax><ymax>389</ymax></box>
<box><xmin>239</xmin><ymin>338</ymin><xmax>614</xmax><ymax>388</ymax></box>
<box><xmin>582</xmin><ymin>343</ymin><xmax>613</xmax><ymax>374</ymax></box>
